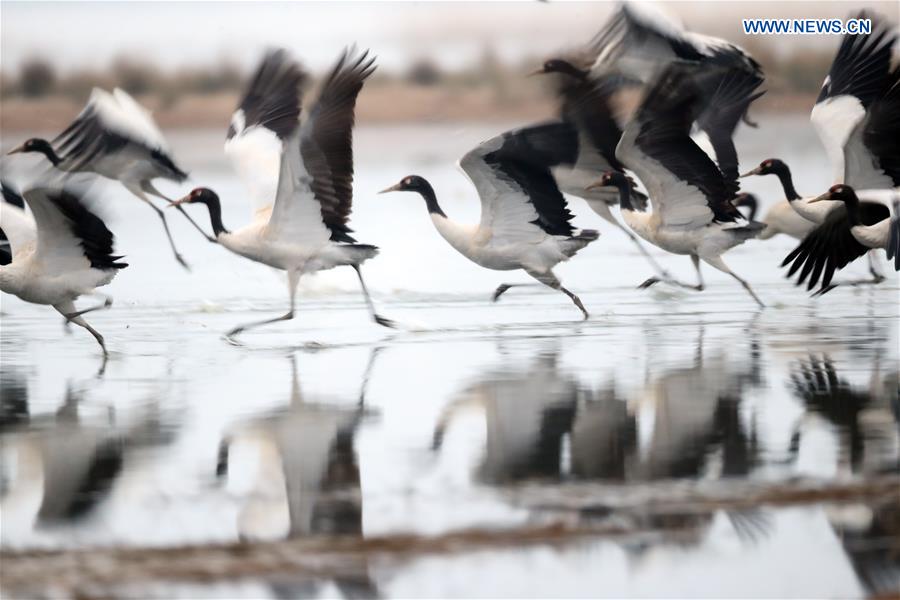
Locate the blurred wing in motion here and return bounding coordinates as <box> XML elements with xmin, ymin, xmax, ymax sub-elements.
<box><xmin>225</xmin><ymin>49</ymin><xmax>307</xmax><ymax>218</ymax></box>
<box><xmin>23</xmin><ymin>187</ymin><xmax>127</xmax><ymax>272</ymax></box>
<box><xmin>617</xmin><ymin>65</ymin><xmax>742</xmax><ymax>229</ymax></box>
<box><xmin>695</xmin><ymin>68</ymin><xmax>766</xmax><ymax>181</ymax></box>
<box><xmin>52</xmin><ymin>88</ymin><xmax>187</xmax><ymax>182</ymax></box>
<box><xmin>781</xmin><ymin>201</ymin><xmax>889</xmax><ymax>292</ymax></box>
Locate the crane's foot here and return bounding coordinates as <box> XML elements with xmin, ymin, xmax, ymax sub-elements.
<box><xmin>223</xmin><ymin>328</ymin><xmax>245</xmax><ymax>346</ymax></box>
<box><xmin>812</xmin><ymin>284</ymin><xmax>839</xmax><ymax>297</ymax></box>
<box><xmin>374</xmin><ymin>314</ymin><xmax>397</xmax><ymax>329</ymax></box>
<box><xmin>492</xmin><ymin>284</ymin><xmax>512</xmax><ymax>302</ymax></box>
<box><xmin>638</xmin><ymin>277</ymin><xmax>660</xmax><ymax>289</ymax></box>
<box><xmin>174</xmin><ymin>253</ymin><xmax>191</xmax><ymax>271</ymax></box>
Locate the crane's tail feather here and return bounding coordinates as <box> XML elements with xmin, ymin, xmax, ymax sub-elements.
<box><xmin>560</xmin><ymin>229</ymin><xmax>600</xmax><ymax>258</ymax></box>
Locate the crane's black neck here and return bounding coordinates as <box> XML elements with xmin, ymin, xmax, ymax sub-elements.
<box><xmin>31</xmin><ymin>138</ymin><xmax>62</xmax><ymax>167</ymax></box>
<box><xmin>771</xmin><ymin>162</ymin><xmax>800</xmax><ymax>201</ymax></box>
<box><xmin>740</xmin><ymin>195</ymin><xmax>758</xmax><ymax>221</ymax></box>
<box><xmin>413</xmin><ymin>179</ymin><xmax>446</xmax><ymax>218</ymax></box>
<box><xmin>198</xmin><ymin>197</ymin><xmax>229</xmax><ymax>236</ymax></box>
<box><xmin>613</xmin><ymin>180</ymin><xmax>635</xmax><ymax>212</ymax></box>
<box><xmin>840</xmin><ymin>191</ymin><xmax>861</xmax><ymax>226</ymax></box>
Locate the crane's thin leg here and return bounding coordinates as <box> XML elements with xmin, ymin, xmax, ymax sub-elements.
<box><xmin>64</xmin><ymin>294</ymin><xmax>113</xmax><ymax>320</ymax></box>
<box><xmin>638</xmin><ymin>255</ymin><xmax>704</xmax><ymax>291</ymax></box>
<box><xmin>691</xmin><ymin>254</ymin><xmax>705</xmax><ymax>290</ymax></box>
<box><xmin>54</xmin><ymin>302</ymin><xmax>109</xmax><ymax>370</ymax></box>
<box><xmin>62</xmin><ymin>293</ymin><xmax>113</xmax><ymax>330</ymax></box>
<box><xmin>351</xmin><ymin>265</ymin><xmax>395</xmax><ymax>328</ymax></box>
<box><xmin>224</xmin><ymin>270</ymin><xmax>299</xmax><ymax>344</ymax></box>
<box><xmin>866</xmin><ymin>251</ymin><xmax>885</xmax><ymax>283</ymax></box>
<box><xmin>702</xmin><ymin>256</ymin><xmax>765</xmax><ymax>308</ymax></box>
<box><xmin>126</xmin><ymin>185</ymin><xmax>190</xmax><ymax>270</ymax></box>
<box><xmin>528</xmin><ymin>270</ymin><xmax>589</xmax><ymax>320</ymax></box>
<box><xmin>143</xmin><ymin>182</ymin><xmax>217</xmax><ymax>243</ymax></box>
<box><xmin>492</xmin><ymin>283</ymin><xmax>542</xmax><ymax>301</ymax></box>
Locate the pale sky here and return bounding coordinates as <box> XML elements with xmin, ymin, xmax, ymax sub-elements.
<box><xmin>2</xmin><ymin>1</ymin><xmax>898</xmax><ymax>74</ymax></box>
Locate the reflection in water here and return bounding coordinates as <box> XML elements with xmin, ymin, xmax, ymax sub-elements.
<box><xmin>788</xmin><ymin>354</ymin><xmax>899</xmax><ymax>472</ymax></box>
<box><xmin>215</xmin><ymin>351</ymin><xmax>380</xmax><ymax>599</ymax></box>
<box><xmin>0</xmin><ymin>312</ymin><xmax>897</xmax><ymax>597</ymax></box>
<box><xmin>433</xmin><ymin>352</ymin><xmax>580</xmax><ymax>483</ymax></box>
<box><xmin>0</xmin><ymin>370</ymin><xmax>179</xmax><ymax>536</ymax></box>
<box><xmin>433</xmin><ymin>327</ymin><xmax>765</xmax><ymax>485</ymax></box>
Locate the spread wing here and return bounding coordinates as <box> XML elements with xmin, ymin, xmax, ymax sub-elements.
<box><xmin>782</xmin><ymin>201</ymin><xmax>890</xmax><ymax>291</ymax></box>
<box><xmin>695</xmin><ymin>68</ymin><xmax>766</xmax><ymax>181</ymax></box>
<box><xmin>811</xmin><ymin>12</ymin><xmax>898</xmax><ymax>189</ymax></box>
<box><xmin>298</xmin><ymin>48</ymin><xmax>376</xmax><ymax>243</ymax></box>
<box><xmin>52</xmin><ymin>88</ymin><xmax>186</xmax><ymax>182</ymax></box>
<box><xmin>225</xmin><ymin>49</ymin><xmax>307</xmax><ymax>218</ymax></box>
<box><xmin>461</xmin><ymin>123</ymin><xmax>578</xmax><ymax>245</ymax></box>
<box><xmin>617</xmin><ymin>65</ymin><xmax>742</xmax><ymax>230</ymax></box>
<box><xmin>23</xmin><ymin>187</ymin><xmax>127</xmax><ymax>272</ymax></box>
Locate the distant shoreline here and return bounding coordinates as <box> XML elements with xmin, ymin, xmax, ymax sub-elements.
<box><xmin>0</xmin><ymin>86</ymin><xmax>817</xmax><ymax>134</ymax></box>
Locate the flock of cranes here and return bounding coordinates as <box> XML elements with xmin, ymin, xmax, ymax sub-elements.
<box><xmin>1</xmin><ymin>4</ymin><xmax>899</xmax><ymax>358</ymax></box>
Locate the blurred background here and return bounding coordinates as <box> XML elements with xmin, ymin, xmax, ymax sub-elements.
<box><xmin>3</xmin><ymin>0</ymin><xmax>899</xmax><ymax>132</ymax></box>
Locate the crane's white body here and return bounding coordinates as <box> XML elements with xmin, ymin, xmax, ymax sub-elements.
<box><xmin>0</xmin><ymin>200</ymin><xmax>115</xmax><ymax>307</ymax></box>
<box><xmin>757</xmin><ymin>200</ymin><xmax>817</xmax><ymax>240</ymax></box>
<box><xmin>428</xmin><ymin>213</ymin><xmax>585</xmax><ymax>275</ymax></box>
<box><xmin>220</xmin><ymin>125</ymin><xmax>371</xmax><ymax>275</ymax></box>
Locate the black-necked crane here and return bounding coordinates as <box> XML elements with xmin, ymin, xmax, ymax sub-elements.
<box><xmin>541</xmin><ymin>2</ymin><xmax>762</xmax><ymax>133</ymax></box>
<box><xmin>741</xmin><ymin>13</ymin><xmax>899</xmax><ymax>286</ymax></box>
<box><xmin>171</xmin><ymin>48</ymin><xmax>394</xmax><ymax>342</ymax></box>
<box><xmin>732</xmin><ymin>183</ymin><xmax>817</xmax><ymax>241</ymax></box>
<box><xmin>531</xmin><ymin>56</ymin><xmax>762</xmax><ymax>290</ymax></box>
<box><xmin>522</xmin><ymin>69</ymin><xmax>674</xmax><ymax>279</ymax></box>
<box><xmin>588</xmin><ymin>3</ymin><xmax>761</xmax><ymax>88</ymax></box>
<box><xmin>781</xmin><ymin>185</ymin><xmax>896</xmax><ymax>294</ymax></box>
<box><xmin>379</xmin><ymin>124</ymin><xmax>599</xmax><ymax>320</ymax></box>
<box><xmin>6</xmin><ymin>87</ymin><xmax>198</xmax><ymax>269</ymax></box>
<box><xmin>0</xmin><ymin>181</ymin><xmax>127</xmax><ymax>358</ymax></box>
<box><xmin>587</xmin><ymin>65</ymin><xmax>766</xmax><ymax>307</ymax></box>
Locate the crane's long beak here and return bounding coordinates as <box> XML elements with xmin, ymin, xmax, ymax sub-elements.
<box><xmin>378</xmin><ymin>183</ymin><xmax>403</xmax><ymax>194</ymax></box>
<box><xmin>808</xmin><ymin>191</ymin><xmax>832</xmax><ymax>204</ymax></box>
<box><xmin>6</xmin><ymin>144</ymin><xmax>26</xmax><ymax>155</ymax></box>
<box><xmin>167</xmin><ymin>194</ymin><xmax>191</xmax><ymax>208</ymax></box>
<box><xmin>585</xmin><ymin>180</ymin><xmax>607</xmax><ymax>192</ymax></box>
<box><xmin>527</xmin><ymin>68</ymin><xmax>546</xmax><ymax>77</ymax></box>
<box><xmin>739</xmin><ymin>166</ymin><xmax>762</xmax><ymax>178</ymax></box>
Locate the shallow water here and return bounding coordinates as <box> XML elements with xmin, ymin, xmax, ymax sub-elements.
<box><xmin>1</xmin><ymin>119</ymin><xmax>898</xmax><ymax>598</ymax></box>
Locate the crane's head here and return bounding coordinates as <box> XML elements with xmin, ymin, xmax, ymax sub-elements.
<box><xmin>378</xmin><ymin>175</ymin><xmax>431</xmax><ymax>195</ymax></box>
<box><xmin>810</xmin><ymin>184</ymin><xmax>856</xmax><ymax>204</ymax></box>
<box><xmin>379</xmin><ymin>175</ymin><xmax>444</xmax><ymax>216</ymax></box>
<box><xmin>7</xmin><ymin>138</ymin><xmax>61</xmax><ymax>166</ymax></box>
<box><xmin>740</xmin><ymin>158</ymin><xmax>788</xmax><ymax>178</ymax></box>
<box><xmin>171</xmin><ymin>187</ymin><xmax>219</xmax><ymax>207</ymax></box>
<box><xmin>8</xmin><ymin>138</ymin><xmax>50</xmax><ymax>156</ymax></box>
<box><xmin>586</xmin><ymin>171</ymin><xmax>629</xmax><ymax>191</ymax></box>
<box><xmin>529</xmin><ymin>59</ymin><xmax>588</xmax><ymax>80</ymax></box>
<box><xmin>169</xmin><ymin>187</ymin><xmax>228</xmax><ymax>237</ymax></box>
